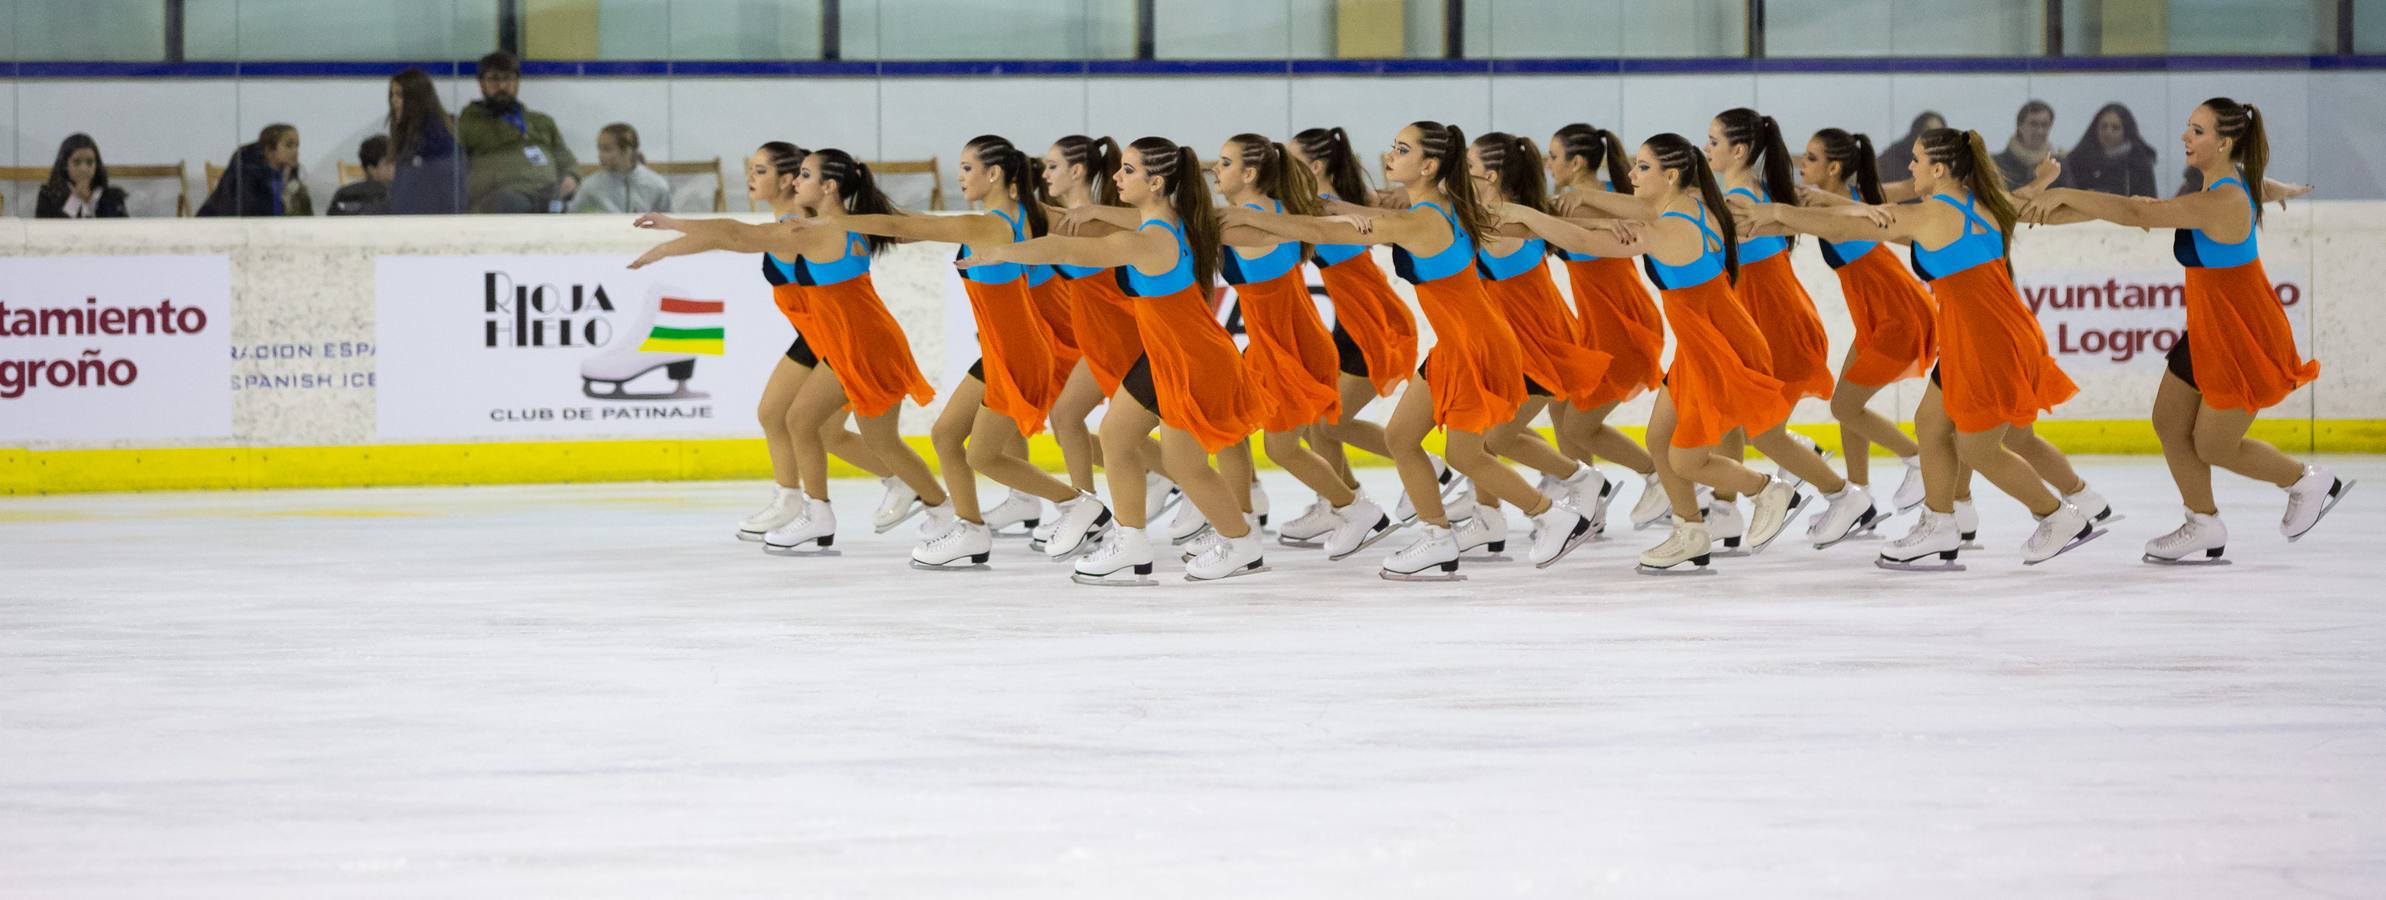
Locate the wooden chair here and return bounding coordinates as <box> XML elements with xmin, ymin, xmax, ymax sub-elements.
<box><xmin>576</xmin><ymin>158</ymin><xmax>725</xmax><ymax>212</ymax></box>
<box><xmin>2</xmin><ymin>162</ymin><xmax>190</xmax><ymax>217</ymax></box>
<box><xmin>338</xmin><ymin>161</ymin><xmax>365</xmax><ymax>185</ymax></box>
<box><xmin>865</xmin><ymin>157</ymin><xmax>945</xmax><ymax>211</ymax></box>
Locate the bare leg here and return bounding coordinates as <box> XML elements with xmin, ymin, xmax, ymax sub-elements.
<box><xmin>820</xmin><ymin>408</ymin><xmax>891</xmax><ymax>478</ymax></box>
<box><xmin>1219</xmin><ymin>439</ymin><xmax>1256</xmax><ymax>515</ymax></box>
<box><xmin>1098</xmin><ymin>396</ymin><xmax>1162</xmax><ymax>528</ymax></box>
<box><xmin>1484</xmin><ymin>397</ymin><xmax>1579</xmax><ymax>479</ymax></box>
<box><xmin>836</xmin><ymin>382</ymin><xmax>945</xmax><ymax>506</ymax></box>
<box><xmin>965</xmin><ymin>405</ymin><xmax>1080</xmax><ymax>505</ymax></box>
<box><xmin>2190</xmin><ymin>399</ymin><xmax>2303</xmax><ymax>493</ymax></box>
<box><xmin>1384</xmin><ymin>374</ymin><xmax>1453</xmax><ymax>527</ymax></box>
<box><xmin>1263</xmin><ymin>429</ymin><xmax>1356</xmax><ymax>507</ymax></box>
<box><xmin>1753</xmin><ymin>423</ymin><xmax>1847</xmax><ymax>494</ymax></box>
<box><xmin>1646</xmin><ymin>388</ymin><xmax>1703</xmax><ymax>520</ymax></box>
<box><xmin>1711</xmin><ymin>429</ymin><xmax>1748</xmax><ymax>502</ymax></box>
<box><xmin>1324</xmin><ymin>373</ymin><xmax>1394</xmax><ymax>459</ymax></box>
<box><xmin>1556</xmin><ymin>400</ymin><xmax>1656</xmax><ymax>475</ymax></box>
<box><xmin>930</xmin><ymin>377</ymin><xmax>987</xmax><ymax>522</ymax></box>
<box><xmin>1829</xmin><ymin>349</ymin><xmax>1920</xmax><ymax>486</ymax></box>
<box><xmin>1952</xmin><ymin>420</ymin><xmax>2061</xmax><ymax>518</ymax></box>
<box><xmin>757</xmin><ymin>357</ymin><xmax>807</xmax><ymax>488</ymax></box>
<box><xmin>1157</xmin><ymin>426</ymin><xmax>1250</xmax><ymax>538</ymax></box>
<box><xmin>1048</xmin><ymin>361</ymin><xmax>1104</xmax><ymax>492</ymax></box>
<box><xmin>1915</xmin><ymin>382</ymin><xmax>1962</xmax><ymax>513</ymax></box>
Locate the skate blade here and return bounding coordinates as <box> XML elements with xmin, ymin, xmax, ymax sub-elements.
<box><xmin>2142</xmin><ymin>553</ymin><xmax>2230</xmax><ymax>566</ymax></box>
<box><xmin>1458</xmin><ymin>552</ymin><xmax>1512</xmax><ymax>562</ymax></box>
<box><xmin>1809</xmin><ymin>508</ymin><xmax>1882</xmax><ymax>550</ymax></box>
<box><xmin>762</xmin><ymin>545</ymin><xmax>840</xmax><ymax>558</ymax></box>
<box><xmin>1874</xmin><ymin>558</ymin><xmax>1964</xmax><ymax>572</ymax></box>
<box><xmin>1185</xmin><ymin>563</ymin><xmax>1272</xmax><ymax>583</ymax></box>
<box><xmin>1636</xmin><ymin>562</ymin><xmax>1717</xmax><ymax>576</ymax></box>
<box><xmin>1070</xmin><ymin>573</ymin><xmax>1158</xmax><ymax>586</ymax></box>
<box><xmin>1169</xmin><ymin>524</ymin><xmax>1213</xmax><ymax>547</ymax></box>
<box><xmin>2023</xmin><ymin>527</ymin><xmax>2107</xmax><ymax>565</ymax></box>
<box><xmin>1532</xmin><ymin>530</ymin><xmax>1595</xmax><ymax>569</ymax></box>
<box><xmin>909</xmin><ymin>557</ymin><xmax>993</xmax><ymax>571</ymax></box>
<box><xmin>2285</xmin><ymin>478</ymin><xmax>2355</xmax><ymax>542</ymax></box>
<box><xmin>872</xmin><ymin>502</ymin><xmax>927</xmax><ymax>534</ymax></box>
<box><xmin>1276</xmin><ymin>535</ymin><xmax>1328</xmax><ymax>549</ymax></box>
<box><xmin>1380</xmin><ymin>569</ymin><xmax>1466</xmax><ymax>582</ymax></box>
<box><xmin>581</xmin><ymin>379</ymin><xmax>709</xmax><ymax>402</ymax></box>
<box><xmin>987</xmin><ymin>519</ymin><xmax>1041</xmax><ymax>538</ymax></box>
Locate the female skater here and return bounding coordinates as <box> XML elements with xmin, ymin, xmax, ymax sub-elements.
<box><xmin>1280</xmin><ymin>127</ymin><xmax>1449</xmax><ymax>542</ymax></box>
<box><xmin>1502</xmin><ymin>134</ymin><xmax>1827</xmax><ymax>573</ymax></box>
<box><xmin>959</xmin><ymin>136</ymin><xmax>1267</xmax><ymax>584</ymax></box>
<box><xmin>1544</xmin><ymin>123</ymin><xmax>1666</xmax><ymax>531</ymax></box>
<box><xmin>1037</xmin><ymin>135</ymin><xmax>1183</xmax><ymax>547</ymax></box>
<box><xmin>1740</xmin><ymin>128</ymin><xmax>2099</xmax><ymax>567</ymax></box>
<box><xmin>786</xmin><ymin>135</ymin><xmax>1111</xmax><ymax>569</ymax></box>
<box><xmin>1789</xmin><ymin>128</ymin><xmax>1934</xmax><ymax>527</ymax></box>
<box><xmin>2020</xmin><ymin>97</ymin><xmax>2347</xmax><ymax>562</ymax></box>
<box><xmin>630</xmin><ymin>145</ymin><xmax>946</xmax><ymax>558</ymax></box>
<box><xmin>1227</xmin><ymin>121</ymin><xmax>1596</xmax><ymax>578</ymax></box>
<box><xmin>1458</xmin><ymin>131</ymin><xmax>1614</xmax><ymax>556</ymax></box>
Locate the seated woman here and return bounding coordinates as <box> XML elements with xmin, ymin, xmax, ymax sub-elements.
<box><xmin>34</xmin><ymin>133</ymin><xmax>129</xmax><ymax>219</ymax></box>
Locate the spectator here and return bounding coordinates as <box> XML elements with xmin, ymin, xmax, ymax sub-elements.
<box><xmin>34</xmin><ymin>133</ymin><xmax>129</xmax><ymax>219</ymax></box>
<box><xmin>197</xmin><ymin>124</ymin><xmax>313</xmax><ymax>217</ymax></box>
<box><xmin>458</xmin><ymin>51</ymin><xmax>578</xmax><ymax>213</ymax></box>
<box><xmin>2057</xmin><ymin>102</ymin><xmax>2160</xmax><ymax>197</ymax></box>
<box><xmin>1992</xmin><ymin>99</ymin><xmax>2062</xmax><ymax>191</ymax></box>
<box><xmin>328</xmin><ymin>135</ymin><xmax>396</xmax><ymax>216</ymax></box>
<box><xmin>569</xmin><ymin>123</ymin><xmax>672</xmax><ymax>214</ymax></box>
<box><xmin>1875</xmin><ymin>110</ymin><xmax>1943</xmax><ymax>185</ymax></box>
<box><xmin>386</xmin><ymin>67</ymin><xmax>465</xmax><ymax>215</ymax></box>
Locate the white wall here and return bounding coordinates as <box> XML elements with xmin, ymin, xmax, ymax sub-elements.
<box><xmin>2</xmin><ymin>68</ymin><xmax>2373</xmax><ymax>220</ymax></box>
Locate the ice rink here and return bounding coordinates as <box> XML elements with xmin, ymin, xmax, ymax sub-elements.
<box><xmin>3</xmin><ymin>457</ymin><xmax>2382</xmax><ymax>898</ymax></box>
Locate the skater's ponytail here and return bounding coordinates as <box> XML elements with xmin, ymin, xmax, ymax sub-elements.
<box><xmin>811</xmin><ymin>148</ymin><xmax>897</xmax><ymax>255</ymax></box>
<box><xmin>1231</xmin><ymin>134</ymin><xmax>1321</xmax><ymax>260</ymax></box>
<box><xmin>1920</xmin><ymin>127</ymin><xmax>2019</xmax><ymax>262</ymax></box>
<box><xmin>1719</xmin><ymin>107</ymin><xmax>1800</xmax><ymax>249</ymax></box>
<box><xmin>1411</xmin><ymin>121</ymin><xmax>1489</xmax><ymax>256</ymax></box>
<box><xmin>966</xmin><ymin>134</ymin><xmax>1049</xmax><ymax>238</ymax></box>
<box><xmin>1646</xmin><ymin>132</ymin><xmax>1740</xmax><ymax>284</ymax></box>
<box><xmin>1126</xmin><ymin>137</ymin><xmax>1220</xmax><ymax>293</ymax></box>
<box><xmin>1473</xmin><ymin>131</ymin><xmax>1550</xmax><ymax>214</ymax></box>
<box><xmin>2204</xmin><ymin>96</ymin><xmax>2270</xmax><ymax>226</ymax></box>
<box><xmin>1555</xmin><ymin>123</ymin><xmax>1633</xmax><ymax>195</ymax></box>
<box><xmin>1295</xmin><ymin>126</ymin><xmax>1375</xmax><ymax>205</ymax></box>
<box><xmin>1815</xmin><ymin>128</ymin><xmax>1885</xmax><ymax>205</ymax></box>
<box><xmin>1044</xmin><ymin>134</ymin><xmax>1122</xmax><ymax>208</ymax></box>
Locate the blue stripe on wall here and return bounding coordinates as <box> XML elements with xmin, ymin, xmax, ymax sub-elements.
<box><xmin>9</xmin><ymin>55</ymin><xmax>2384</xmax><ymax>80</ymax></box>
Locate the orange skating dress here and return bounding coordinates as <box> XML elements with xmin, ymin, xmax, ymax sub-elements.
<box><xmin>1556</xmin><ymin>246</ymin><xmax>1665</xmax><ymax>407</ymax></box>
<box><xmin>1393</xmin><ymin>201</ymin><xmax>1525</xmax><ymax>432</ymax></box>
<box><xmin>955</xmin><ymin>206</ymin><xmax>1059</xmax><ymax>436</ymax></box>
<box><xmin>786</xmin><ymin>232</ymin><xmax>934</xmax><ymax>416</ymax></box>
<box><xmin>1727</xmin><ymin>186</ymin><xmax>1834</xmax><ymax>403</ymax></box>
<box><xmin>1226</xmin><ymin>200</ymin><xmax>1341</xmax><ymax>433</ymax></box>
<box><xmin>1115</xmin><ymin>218</ymin><xmax>1262</xmax><ymax>452</ymax></box>
<box><xmin>1054</xmin><ymin>260</ymin><xmax>1145</xmax><ymax>398</ymax></box>
<box><xmin>1645</xmin><ymin>202</ymin><xmax>1791</xmax><ymax>448</ymax></box>
<box><xmin>1910</xmin><ymin>192</ymin><xmax>2077</xmax><ymax>432</ymax></box>
<box><xmin>1025</xmin><ymin>264</ymin><xmax>1082</xmax><ymax>400</ymax></box>
<box><xmin>2165</xmin><ymin>175</ymin><xmax>2318</xmax><ymax>411</ymax></box>
<box><xmin>1313</xmin><ymin>192</ymin><xmax>1420</xmax><ymax>398</ymax></box>
<box><xmin>1475</xmin><ymin>235</ymin><xmax>1609</xmax><ymax>408</ymax></box>
<box><xmin>1818</xmin><ymin>200</ymin><xmax>1938</xmax><ymax>386</ymax></box>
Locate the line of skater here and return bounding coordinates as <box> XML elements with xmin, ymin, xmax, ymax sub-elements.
<box><xmin>629</xmin><ymin>97</ymin><xmax>2350</xmax><ymax>585</ymax></box>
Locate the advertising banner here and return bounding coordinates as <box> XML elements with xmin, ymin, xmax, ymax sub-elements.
<box><xmin>375</xmin><ymin>255</ymin><xmax>791</xmax><ymax>439</ymax></box>
<box><xmin>0</xmin><ymin>255</ymin><xmax>233</xmax><ymax>441</ymax></box>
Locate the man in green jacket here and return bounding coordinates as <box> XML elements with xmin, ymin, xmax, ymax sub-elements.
<box><xmin>458</xmin><ymin>51</ymin><xmax>580</xmax><ymax>213</ymax></box>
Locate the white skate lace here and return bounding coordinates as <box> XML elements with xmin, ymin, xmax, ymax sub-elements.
<box><xmin>1390</xmin><ymin>529</ymin><xmax>1440</xmax><ymax>562</ymax></box>
<box><xmin>1658</xmin><ymin>524</ymin><xmax>1700</xmax><ymax>556</ymax></box>
<box><xmin>1886</xmin><ymin>517</ymin><xmax>1942</xmax><ymax>551</ymax></box>
<box><xmin>2149</xmin><ymin>520</ymin><xmax>2201</xmax><ymax>551</ymax></box>
<box><xmin>927</xmin><ymin>523</ymin><xmax>971</xmax><ymax>549</ymax></box>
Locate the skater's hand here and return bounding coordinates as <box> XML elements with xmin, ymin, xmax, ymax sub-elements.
<box><xmin>1550</xmin><ymin>193</ymin><xmax>1585</xmax><ymax>216</ymax></box>
<box><xmin>2017</xmin><ymin>193</ymin><xmax>2065</xmax><ymax>226</ymax></box>
<box><xmin>954</xmin><ymin>245</ymin><xmax>1011</xmax><ymax>268</ymax></box>
<box><xmin>1605</xmin><ymin>218</ymin><xmax>1645</xmax><ymax>244</ymax></box>
<box><xmin>1327</xmin><ymin>214</ymin><xmax>1375</xmax><ymax>235</ymax></box>
<box><xmin>2034</xmin><ymin>155</ymin><xmax>2062</xmax><ymax>185</ymax></box>
<box><xmin>1848</xmin><ymin>204</ymin><xmax>1897</xmax><ymax>229</ymax></box>
<box><xmin>631</xmin><ymin>213</ymin><xmax>685</xmax><ymax>231</ymax></box>
<box><xmin>627</xmin><ymin>245</ymin><xmax>671</xmax><ymax>270</ymax></box>
<box><xmin>2270</xmin><ymin>179</ymin><xmax>2314</xmax><ymax>208</ymax></box>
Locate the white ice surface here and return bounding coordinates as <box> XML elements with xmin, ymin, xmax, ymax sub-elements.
<box><xmin>3</xmin><ymin>458</ymin><xmax>2383</xmax><ymax>899</ymax></box>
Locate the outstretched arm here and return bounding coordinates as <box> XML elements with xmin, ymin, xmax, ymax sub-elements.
<box><xmin>957</xmin><ymin>228</ymin><xmax>1173</xmax><ymax>273</ymax></box>
<box><xmin>1224</xmin><ymin>204</ymin><xmax>1442</xmax><ymax>248</ymax></box>
<box><xmin>1503</xmin><ymin>204</ymin><xmax>1649</xmax><ymax>258</ymax></box>
<box><xmin>828</xmin><ymin>211</ymin><xmax>1008</xmax><ymax>246</ymax></box>
<box><xmin>2020</xmin><ymin>186</ymin><xmax>2242</xmax><ymax>230</ymax></box>
<box><xmin>1739</xmin><ymin>200</ymin><xmax>1929</xmax><ymax>245</ymax></box>
<box><xmin>1553</xmin><ymin>189</ymin><xmax>1658</xmax><ymax>221</ymax></box>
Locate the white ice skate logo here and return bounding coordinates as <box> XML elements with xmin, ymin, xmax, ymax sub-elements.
<box><xmin>579</xmin><ymin>283</ymin><xmax>723</xmax><ymax>401</ymax></box>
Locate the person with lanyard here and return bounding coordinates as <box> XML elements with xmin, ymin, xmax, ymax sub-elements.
<box><xmin>1544</xmin><ymin>123</ymin><xmax>1668</xmax><ymax>533</ymax></box>
<box><xmin>1741</xmin><ymin>128</ymin><xmax>2098</xmax><ymax>570</ymax></box>
<box><xmin>2021</xmin><ymin>97</ymin><xmax>2346</xmax><ymax>563</ymax></box>
<box><xmin>792</xmin><ymin>136</ymin><xmax>1098</xmax><ymax>571</ymax></box>
<box><xmin>1229</xmin><ymin>122</ymin><xmax>1593</xmax><ymax>580</ymax></box>
<box><xmin>963</xmin><ymin>136</ymin><xmax>1267</xmax><ymax>585</ymax></box>
<box><xmin>630</xmin><ymin>144</ymin><xmax>944</xmax><ymax>562</ymax></box>
<box><xmin>458</xmin><ymin>51</ymin><xmax>579</xmax><ymax>213</ymax></box>
<box><xmin>1503</xmin><ymin>134</ymin><xmax>1808</xmax><ymax>573</ymax></box>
